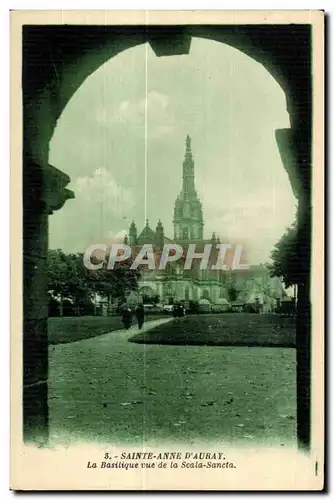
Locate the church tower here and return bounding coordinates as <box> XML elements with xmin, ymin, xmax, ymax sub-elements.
<box><xmin>129</xmin><ymin>220</ymin><xmax>137</xmax><ymax>245</ymax></box>
<box><xmin>173</xmin><ymin>135</ymin><xmax>204</xmax><ymax>241</ymax></box>
<box><xmin>155</xmin><ymin>219</ymin><xmax>164</xmax><ymax>249</ymax></box>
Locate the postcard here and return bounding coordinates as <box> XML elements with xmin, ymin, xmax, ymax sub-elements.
<box><xmin>10</xmin><ymin>9</ymin><xmax>324</xmax><ymax>491</ymax></box>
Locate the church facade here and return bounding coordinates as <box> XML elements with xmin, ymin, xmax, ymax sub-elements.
<box><xmin>125</xmin><ymin>136</ymin><xmax>285</xmax><ymax>311</ymax></box>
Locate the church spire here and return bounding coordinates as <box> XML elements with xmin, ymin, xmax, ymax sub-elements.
<box><xmin>155</xmin><ymin>219</ymin><xmax>164</xmax><ymax>248</ymax></box>
<box><xmin>173</xmin><ymin>136</ymin><xmax>204</xmax><ymax>241</ymax></box>
<box><xmin>129</xmin><ymin>220</ymin><xmax>137</xmax><ymax>245</ymax></box>
<box><xmin>182</xmin><ymin>134</ymin><xmax>195</xmax><ymax>196</ymax></box>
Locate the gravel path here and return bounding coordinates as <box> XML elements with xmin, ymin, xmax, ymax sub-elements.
<box><xmin>49</xmin><ymin>317</ymin><xmax>296</xmax><ymax>447</ymax></box>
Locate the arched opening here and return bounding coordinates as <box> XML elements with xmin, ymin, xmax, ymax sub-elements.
<box><xmin>22</xmin><ymin>25</ymin><xmax>312</xmax><ymax>449</ymax></box>
<box><xmin>201</xmin><ymin>289</ymin><xmax>211</xmax><ymax>301</ymax></box>
<box><xmin>139</xmin><ymin>286</ymin><xmax>155</xmax><ymax>304</ymax></box>
<box><xmin>49</xmin><ymin>38</ymin><xmax>294</xmax><ymax>259</ymax></box>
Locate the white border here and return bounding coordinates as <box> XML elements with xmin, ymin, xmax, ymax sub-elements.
<box><xmin>3</xmin><ymin>2</ymin><xmax>329</xmax><ymax>498</ymax></box>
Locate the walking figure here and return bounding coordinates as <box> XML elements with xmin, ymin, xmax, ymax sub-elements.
<box><xmin>122</xmin><ymin>307</ymin><xmax>132</xmax><ymax>330</ymax></box>
<box><xmin>135</xmin><ymin>303</ymin><xmax>145</xmax><ymax>330</ymax></box>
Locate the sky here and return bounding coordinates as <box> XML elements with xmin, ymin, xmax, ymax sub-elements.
<box><xmin>49</xmin><ymin>37</ymin><xmax>296</xmax><ymax>264</ymax></box>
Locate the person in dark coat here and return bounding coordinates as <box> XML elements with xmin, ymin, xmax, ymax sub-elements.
<box><xmin>173</xmin><ymin>302</ymin><xmax>185</xmax><ymax>318</ymax></box>
<box><xmin>122</xmin><ymin>307</ymin><xmax>132</xmax><ymax>330</ymax></box>
<box><xmin>135</xmin><ymin>304</ymin><xmax>145</xmax><ymax>330</ymax></box>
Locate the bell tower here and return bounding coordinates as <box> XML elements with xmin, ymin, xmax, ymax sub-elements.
<box><xmin>129</xmin><ymin>220</ymin><xmax>137</xmax><ymax>245</ymax></box>
<box><xmin>173</xmin><ymin>135</ymin><xmax>204</xmax><ymax>241</ymax></box>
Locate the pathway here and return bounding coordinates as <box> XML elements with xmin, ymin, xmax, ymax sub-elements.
<box><xmin>49</xmin><ymin>317</ymin><xmax>296</xmax><ymax>447</ymax></box>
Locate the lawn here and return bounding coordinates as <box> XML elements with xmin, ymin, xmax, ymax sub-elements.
<box><xmin>129</xmin><ymin>313</ymin><xmax>296</xmax><ymax>347</ymax></box>
<box><xmin>49</xmin><ymin>325</ymin><xmax>296</xmax><ymax>446</ymax></box>
<box><xmin>49</xmin><ymin>313</ymin><xmax>296</xmax><ymax>445</ymax></box>
<box><xmin>48</xmin><ymin>314</ymin><xmax>168</xmax><ymax>345</ymax></box>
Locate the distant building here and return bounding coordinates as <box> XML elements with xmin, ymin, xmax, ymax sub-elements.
<box><xmin>124</xmin><ymin>136</ymin><xmax>285</xmax><ymax>310</ymax></box>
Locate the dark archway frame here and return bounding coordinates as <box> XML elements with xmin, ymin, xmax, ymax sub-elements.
<box><xmin>22</xmin><ymin>24</ymin><xmax>312</xmax><ymax>449</ymax></box>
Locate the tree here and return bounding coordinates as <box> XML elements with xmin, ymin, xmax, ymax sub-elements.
<box><xmin>48</xmin><ymin>249</ymin><xmax>141</xmax><ymax>316</ymax></box>
<box><xmin>269</xmin><ymin>219</ymin><xmax>300</xmax><ymax>288</ymax></box>
<box><xmin>65</xmin><ymin>253</ymin><xmax>94</xmax><ymax>315</ymax></box>
<box><xmin>48</xmin><ymin>250</ymin><xmax>93</xmax><ymax>315</ymax></box>
<box><xmin>48</xmin><ymin>249</ymin><xmax>71</xmax><ymax>316</ymax></box>
<box><xmin>86</xmin><ymin>252</ymin><xmax>141</xmax><ymax>312</ymax></box>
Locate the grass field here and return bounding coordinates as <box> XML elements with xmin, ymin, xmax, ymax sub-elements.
<box><xmin>49</xmin><ymin>316</ymin><xmax>296</xmax><ymax>446</ymax></box>
<box><xmin>48</xmin><ymin>315</ymin><xmax>168</xmax><ymax>345</ymax></box>
<box><xmin>129</xmin><ymin>313</ymin><xmax>296</xmax><ymax>347</ymax></box>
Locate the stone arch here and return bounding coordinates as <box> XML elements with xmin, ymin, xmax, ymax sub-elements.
<box><xmin>22</xmin><ymin>24</ymin><xmax>312</xmax><ymax>448</ymax></box>
<box><xmin>139</xmin><ymin>286</ymin><xmax>155</xmax><ymax>299</ymax></box>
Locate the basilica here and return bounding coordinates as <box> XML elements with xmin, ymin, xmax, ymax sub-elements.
<box><xmin>125</xmin><ymin>136</ymin><xmax>285</xmax><ymax>311</ymax></box>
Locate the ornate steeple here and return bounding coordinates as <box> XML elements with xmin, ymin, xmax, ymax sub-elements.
<box><xmin>182</xmin><ymin>135</ymin><xmax>195</xmax><ymax>196</ymax></box>
<box><xmin>129</xmin><ymin>220</ymin><xmax>137</xmax><ymax>245</ymax></box>
<box><xmin>155</xmin><ymin>219</ymin><xmax>164</xmax><ymax>248</ymax></box>
<box><xmin>173</xmin><ymin>136</ymin><xmax>204</xmax><ymax>241</ymax></box>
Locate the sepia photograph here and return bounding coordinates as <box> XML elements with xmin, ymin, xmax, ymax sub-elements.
<box><xmin>11</xmin><ymin>10</ymin><xmax>324</xmax><ymax>491</ymax></box>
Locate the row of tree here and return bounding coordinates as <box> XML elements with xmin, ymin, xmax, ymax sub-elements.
<box><xmin>48</xmin><ymin>249</ymin><xmax>140</xmax><ymax>316</ymax></box>
<box><xmin>47</xmin><ymin>219</ymin><xmax>299</xmax><ymax>316</ymax></box>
